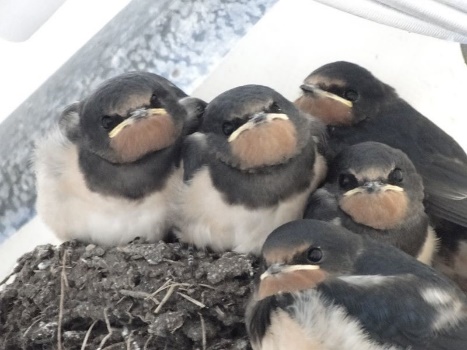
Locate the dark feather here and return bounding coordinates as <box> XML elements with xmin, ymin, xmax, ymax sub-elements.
<box><xmin>246</xmin><ymin>294</ymin><xmax>293</xmax><ymax>347</ymax></box>
<box><xmin>420</xmin><ymin>319</ymin><xmax>467</xmax><ymax>350</ymax></box>
<box><xmin>303</xmin><ymin>187</ymin><xmax>339</xmax><ymax>221</ymax></box>
<box><xmin>319</xmin><ymin>276</ymin><xmax>435</xmax><ymax>348</ymax></box>
<box><xmin>181</xmin><ymin>132</ymin><xmax>208</xmax><ymax>182</ymax></box>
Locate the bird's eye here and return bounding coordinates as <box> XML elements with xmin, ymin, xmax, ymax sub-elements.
<box><xmin>338</xmin><ymin>173</ymin><xmax>359</xmax><ymax>191</ymax></box>
<box><xmin>267</xmin><ymin>102</ymin><xmax>282</xmax><ymax>113</ymax></box>
<box><xmin>307</xmin><ymin>247</ymin><xmax>323</xmax><ymax>263</ymax></box>
<box><xmin>388</xmin><ymin>168</ymin><xmax>403</xmax><ymax>184</ymax></box>
<box><xmin>222</xmin><ymin>121</ymin><xmax>236</xmax><ymax>136</ymax></box>
<box><xmin>101</xmin><ymin>115</ymin><xmax>117</xmax><ymax>130</ymax></box>
<box><xmin>344</xmin><ymin>89</ymin><xmax>359</xmax><ymax>102</ymax></box>
<box><xmin>150</xmin><ymin>93</ymin><xmax>161</xmax><ymax>108</ymax></box>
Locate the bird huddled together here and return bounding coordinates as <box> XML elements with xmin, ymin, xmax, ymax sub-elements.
<box><xmin>35</xmin><ymin>62</ymin><xmax>467</xmax><ymax>349</ymax></box>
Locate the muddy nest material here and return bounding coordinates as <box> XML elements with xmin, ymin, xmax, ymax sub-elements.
<box><xmin>0</xmin><ymin>240</ymin><xmax>259</xmax><ymax>349</ymax></box>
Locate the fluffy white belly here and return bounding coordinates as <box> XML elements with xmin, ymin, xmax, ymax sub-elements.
<box><xmin>416</xmin><ymin>226</ymin><xmax>438</xmax><ymax>265</ymax></box>
<box><xmin>35</xmin><ymin>129</ymin><xmax>180</xmax><ymax>246</ymax></box>
<box><xmin>174</xmin><ymin>156</ymin><xmax>325</xmax><ymax>254</ymax></box>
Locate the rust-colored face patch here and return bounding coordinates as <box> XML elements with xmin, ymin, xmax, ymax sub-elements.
<box><xmin>257</xmin><ymin>269</ymin><xmax>326</xmax><ymax>300</ymax></box>
<box><xmin>110</xmin><ymin>113</ymin><xmax>180</xmax><ymax>163</ymax></box>
<box><xmin>295</xmin><ymin>94</ymin><xmax>353</xmax><ymax>126</ymax></box>
<box><xmin>230</xmin><ymin>119</ymin><xmax>298</xmax><ymax>170</ymax></box>
<box><xmin>264</xmin><ymin>244</ymin><xmax>310</xmax><ymax>266</ymax></box>
<box><xmin>339</xmin><ymin>190</ymin><xmax>409</xmax><ymax>230</ymax></box>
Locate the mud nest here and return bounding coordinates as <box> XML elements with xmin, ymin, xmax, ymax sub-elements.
<box><xmin>0</xmin><ymin>239</ymin><xmax>259</xmax><ymax>349</ymax></box>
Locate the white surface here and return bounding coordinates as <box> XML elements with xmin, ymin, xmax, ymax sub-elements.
<box><xmin>313</xmin><ymin>0</ymin><xmax>467</xmax><ymax>43</ymax></box>
<box><xmin>2</xmin><ymin>0</ymin><xmax>467</xmax><ymax>280</ymax></box>
<box><xmin>0</xmin><ymin>0</ymin><xmax>66</xmax><ymax>42</ymax></box>
<box><xmin>0</xmin><ymin>217</ymin><xmax>59</xmax><ymax>281</ymax></box>
<box><xmin>0</xmin><ymin>0</ymin><xmax>131</xmax><ymax>123</ymax></box>
<box><xmin>194</xmin><ymin>0</ymin><xmax>467</xmax><ymax>150</ymax></box>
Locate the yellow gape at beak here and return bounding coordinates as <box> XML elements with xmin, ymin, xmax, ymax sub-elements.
<box><xmin>343</xmin><ymin>184</ymin><xmax>404</xmax><ymax>197</ymax></box>
<box><xmin>228</xmin><ymin>113</ymin><xmax>289</xmax><ymax>143</ymax></box>
<box><xmin>108</xmin><ymin>108</ymin><xmax>166</xmax><ymax>138</ymax></box>
<box><xmin>301</xmin><ymin>84</ymin><xmax>353</xmax><ymax>108</ymax></box>
<box><xmin>260</xmin><ymin>264</ymin><xmax>320</xmax><ymax>280</ymax></box>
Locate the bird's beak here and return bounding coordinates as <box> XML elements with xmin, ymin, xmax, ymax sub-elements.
<box><xmin>300</xmin><ymin>83</ymin><xmax>353</xmax><ymax>108</ymax></box>
<box><xmin>260</xmin><ymin>263</ymin><xmax>320</xmax><ymax>280</ymax></box>
<box><xmin>257</xmin><ymin>263</ymin><xmax>325</xmax><ymax>299</ymax></box>
<box><xmin>108</xmin><ymin>108</ymin><xmax>166</xmax><ymax>138</ymax></box>
<box><xmin>343</xmin><ymin>182</ymin><xmax>404</xmax><ymax>197</ymax></box>
<box><xmin>228</xmin><ymin>112</ymin><xmax>289</xmax><ymax>142</ymax></box>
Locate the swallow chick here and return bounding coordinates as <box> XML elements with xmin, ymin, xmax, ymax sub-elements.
<box><xmin>246</xmin><ymin>219</ymin><xmax>467</xmax><ymax>350</ymax></box>
<box><xmin>173</xmin><ymin>85</ymin><xmax>327</xmax><ymax>254</ymax></box>
<box><xmin>35</xmin><ymin>72</ymin><xmax>206</xmax><ymax>246</ymax></box>
<box><xmin>305</xmin><ymin>141</ymin><xmax>437</xmax><ymax>264</ymax></box>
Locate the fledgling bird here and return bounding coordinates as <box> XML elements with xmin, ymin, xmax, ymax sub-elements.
<box><xmin>304</xmin><ymin>141</ymin><xmax>437</xmax><ymax>264</ymax></box>
<box><xmin>35</xmin><ymin>72</ymin><xmax>206</xmax><ymax>246</ymax></box>
<box><xmin>173</xmin><ymin>85</ymin><xmax>327</xmax><ymax>254</ymax></box>
<box><xmin>295</xmin><ymin>61</ymin><xmax>467</xmax><ymax>286</ymax></box>
<box><xmin>246</xmin><ymin>219</ymin><xmax>467</xmax><ymax>350</ymax></box>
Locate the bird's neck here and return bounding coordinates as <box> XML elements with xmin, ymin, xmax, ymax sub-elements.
<box><xmin>78</xmin><ymin>144</ymin><xmax>180</xmax><ymax>199</ymax></box>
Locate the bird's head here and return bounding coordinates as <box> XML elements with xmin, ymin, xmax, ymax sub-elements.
<box><xmin>59</xmin><ymin>72</ymin><xmax>205</xmax><ymax>164</ymax></box>
<box><xmin>256</xmin><ymin>219</ymin><xmax>362</xmax><ymax>300</ymax></box>
<box><xmin>329</xmin><ymin>142</ymin><xmax>424</xmax><ymax>230</ymax></box>
<box><xmin>295</xmin><ymin>61</ymin><xmax>394</xmax><ymax>126</ymax></box>
<box><xmin>200</xmin><ymin>84</ymin><xmax>313</xmax><ymax>171</ymax></box>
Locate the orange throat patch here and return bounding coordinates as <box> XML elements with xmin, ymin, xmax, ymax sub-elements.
<box><xmin>110</xmin><ymin>113</ymin><xmax>180</xmax><ymax>163</ymax></box>
<box><xmin>230</xmin><ymin>119</ymin><xmax>298</xmax><ymax>170</ymax></box>
<box><xmin>339</xmin><ymin>191</ymin><xmax>409</xmax><ymax>230</ymax></box>
<box><xmin>295</xmin><ymin>94</ymin><xmax>352</xmax><ymax>126</ymax></box>
<box><xmin>257</xmin><ymin>269</ymin><xmax>326</xmax><ymax>300</ymax></box>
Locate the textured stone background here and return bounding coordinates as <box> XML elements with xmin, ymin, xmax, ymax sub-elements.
<box><xmin>0</xmin><ymin>0</ymin><xmax>278</xmax><ymax>242</ymax></box>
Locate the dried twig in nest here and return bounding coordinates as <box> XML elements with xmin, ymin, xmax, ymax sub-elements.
<box><xmin>97</xmin><ymin>308</ymin><xmax>113</xmax><ymax>350</ymax></box>
<box><xmin>57</xmin><ymin>249</ymin><xmax>69</xmax><ymax>350</ymax></box>
<box><xmin>154</xmin><ymin>284</ymin><xmax>177</xmax><ymax>314</ymax></box>
<box><xmin>119</xmin><ymin>289</ymin><xmax>160</xmax><ymax>305</ymax></box>
<box><xmin>177</xmin><ymin>292</ymin><xmax>206</xmax><ymax>308</ymax></box>
<box><xmin>143</xmin><ymin>335</ymin><xmax>154</xmax><ymax>350</ymax></box>
<box><xmin>199</xmin><ymin>312</ymin><xmax>207</xmax><ymax>350</ymax></box>
<box><xmin>81</xmin><ymin>320</ymin><xmax>98</xmax><ymax>350</ymax></box>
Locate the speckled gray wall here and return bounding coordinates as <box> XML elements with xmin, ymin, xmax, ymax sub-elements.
<box><xmin>0</xmin><ymin>0</ymin><xmax>278</xmax><ymax>241</ymax></box>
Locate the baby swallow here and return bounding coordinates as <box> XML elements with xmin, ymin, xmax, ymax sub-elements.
<box><xmin>295</xmin><ymin>61</ymin><xmax>467</xmax><ymax>283</ymax></box>
<box><xmin>173</xmin><ymin>85</ymin><xmax>327</xmax><ymax>254</ymax></box>
<box><xmin>35</xmin><ymin>72</ymin><xmax>206</xmax><ymax>246</ymax></box>
<box><xmin>247</xmin><ymin>219</ymin><xmax>467</xmax><ymax>350</ymax></box>
<box><xmin>305</xmin><ymin>142</ymin><xmax>437</xmax><ymax>264</ymax></box>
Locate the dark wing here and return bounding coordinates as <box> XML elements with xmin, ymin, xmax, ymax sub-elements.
<box><xmin>246</xmin><ymin>293</ymin><xmax>294</xmax><ymax>348</ymax></box>
<box><xmin>320</xmin><ymin>275</ymin><xmax>467</xmax><ymax>349</ymax></box>
<box><xmin>182</xmin><ymin>132</ymin><xmax>208</xmax><ymax>182</ymax></box>
<box><xmin>178</xmin><ymin>97</ymin><xmax>207</xmax><ymax>135</ymax></box>
<box><xmin>421</xmin><ymin>319</ymin><xmax>467</xmax><ymax>350</ymax></box>
<box><xmin>386</xmin><ymin>102</ymin><xmax>467</xmax><ymax>228</ymax></box>
<box><xmin>303</xmin><ymin>187</ymin><xmax>339</xmax><ymax>221</ymax></box>
<box><xmin>419</xmin><ymin>155</ymin><xmax>467</xmax><ymax>227</ymax></box>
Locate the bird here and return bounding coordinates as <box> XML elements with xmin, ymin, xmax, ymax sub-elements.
<box><xmin>295</xmin><ymin>60</ymin><xmax>467</xmax><ymax>286</ymax></box>
<box><xmin>35</xmin><ymin>72</ymin><xmax>206</xmax><ymax>246</ymax></box>
<box><xmin>173</xmin><ymin>84</ymin><xmax>327</xmax><ymax>254</ymax></box>
<box><xmin>246</xmin><ymin>219</ymin><xmax>467</xmax><ymax>350</ymax></box>
<box><xmin>304</xmin><ymin>141</ymin><xmax>437</xmax><ymax>264</ymax></box>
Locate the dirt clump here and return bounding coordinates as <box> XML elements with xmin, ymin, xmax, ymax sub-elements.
<box><xmin>0</xmin><ymin>239</ymin><xmax>259</xmax><ymax>349</ymax></box>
